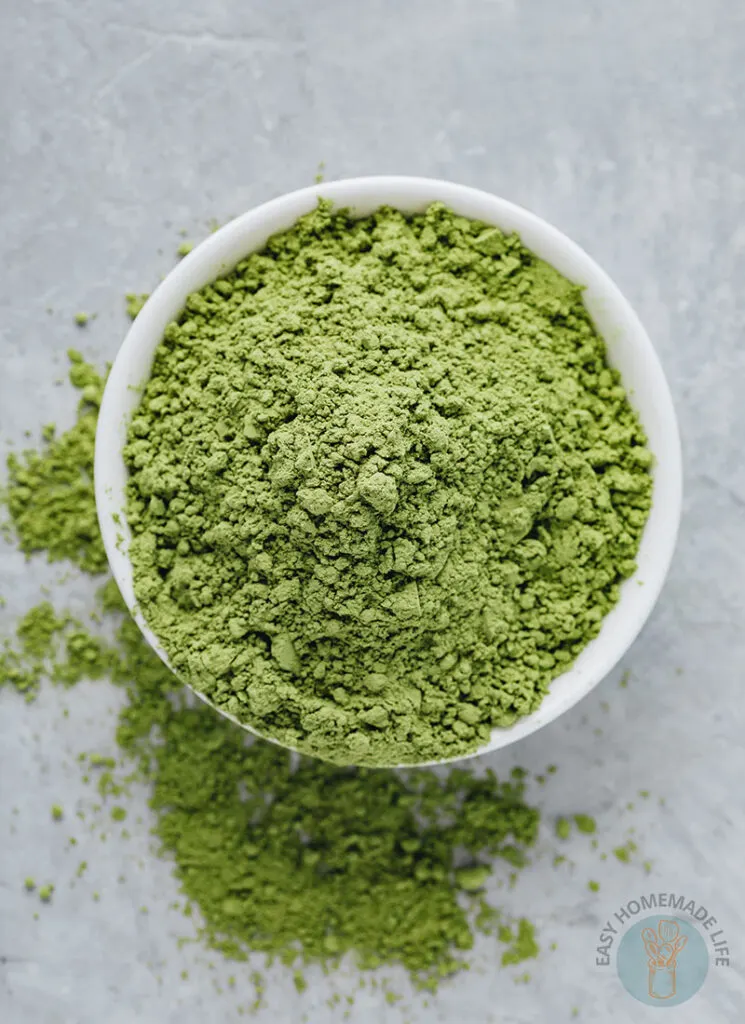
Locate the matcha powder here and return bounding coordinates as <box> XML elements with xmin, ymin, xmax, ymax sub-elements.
<box><xmin>5</xmin><ymin>351</ymin><xmax>107</xmax><ymax>574</ymax></box>
<box><xmin>125</xmin><ymin>201</ymin><xmax>652</xmax><ymax>766</ymax></box>
<box><xmin>2</xmin><ymin>355</ymin><xmax>544</xmax><ymax>992</ymax></box>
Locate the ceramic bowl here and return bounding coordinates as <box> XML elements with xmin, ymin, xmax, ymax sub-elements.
<box><xmin>94</xmin><ymin>176</ymin><xmax>682</xmax><ymax>766</ymax></box>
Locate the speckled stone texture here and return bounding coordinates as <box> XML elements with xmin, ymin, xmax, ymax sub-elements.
<box><xmin>1</xmin><ymin>2</ymin><xmax>745</xmax><ymax>1022</ymax></box>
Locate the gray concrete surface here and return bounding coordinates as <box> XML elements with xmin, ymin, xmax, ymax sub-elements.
<box><xmin>2</xmin><ymin>1</ymin><xmax>745</xmax><ymax>1021</ymax></box>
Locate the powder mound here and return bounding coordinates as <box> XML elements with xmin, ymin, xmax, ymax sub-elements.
<box><xmin>125</xmin><ymin>202</ymin><xmax>652</xmax><ymax>765</ymax></box>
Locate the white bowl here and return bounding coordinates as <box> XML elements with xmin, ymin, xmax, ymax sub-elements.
<box><xmin>94</xmin><ymin>176</ymin><xmax>682</xmax><ymax>766</ymax></box>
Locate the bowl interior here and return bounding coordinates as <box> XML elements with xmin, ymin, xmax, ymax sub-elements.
<box><xmin>95</xmin><ymin>176</ymin><xmax>682</xmax><ymax>766</ymax></box>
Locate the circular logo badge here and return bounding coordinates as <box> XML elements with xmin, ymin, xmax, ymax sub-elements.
<box><xmin>617</xmin><ymin>915</ymin><xmax>708</xmax><ymax>1007</ymax></box>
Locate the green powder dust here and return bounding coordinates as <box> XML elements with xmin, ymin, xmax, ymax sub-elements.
<box><xmin>38</xmin><ymin>883</ymin><xmax>54</xmax><ymax>903</ymax></box>
<box><xmin>573</xmin><ymin>814</ymin><xmax>596</xmax><ymax>835</ymax></box>
<box><xmin>500</xmin><ymin>918</ymin><xmax>539</xmax><ymax>967</ymax></box>
<box><xmin>4</xmin><ymin>351</ymin><xmax>108</xmax><ymax>574</ymax></box>
<box><xmin>613</xmin><ymin>840</ymin><xmax>638</xmax><ymax>863</ymax></box>
<box><xmin>124</xmin><ymin>201</ymin><xmax>652</xmax><ymax>766</ymax></box>
<box><xmin>126</xmin><ymin>293</ymin><xmax>149</xmax><ymax>320</ymax></box>
<box><xmin>555</xmin><ymin>817</ymin><xmax>571</xmax><ymax>840</ymax></box>
<box><xmin>135</xmin><ymin>705</ymin><xmax>540</xmax><ymax>987</ymax></box>
<box><xmin>0</xmin><ymin>600</ymin><xmax>114</xmax><ymax>701</ymax></box>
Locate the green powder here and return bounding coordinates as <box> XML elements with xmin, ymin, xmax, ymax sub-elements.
<box><xmin>613</xmin><ymin>840</ymin><xmax>637</xmax><ymax>863</ymax></box>
<box><xmin>4</xmin><ymin>351</ymin><xmax>107</xmax><ymax>574</ymax></box>
<box><xmin>118</xmin><ymin>670</ymin><xmax>540</xmax><ymax>987</ymax></box>
<box><xmin>38</xmin><ymin>883</ymin><xmax>54</xmax><ymax>902</ymax></box>
<box><xmin>0</xmin><ymin>600</ymin><xmax>115</xmax><ymax>701</ymax></box>
<box><xmin>1</xmin><ymin>361</ymin><xmax>544</xmax><ymax>988</ymax></box>
<box><xmin>573</xmin><ymin>814</ymin><xmax>596</xmax><ymax>834</ymax></box>
<box><xmin>124</xmin><ymin>202</ymin><xmax>652</xmax><ymax>766</ymax></box>
<box><xmin>0</xmin><ymin>603</ymin><xmax>66</xmax><ymax>700</ymax></box>
<box><xmin>500</xmin><ymin>918</ymin><xmax>539</xmax><ymax>967</ymax></box>
<box><xmin>126</xmin><ymin>293</ymin><xmax>149</xmax><ymax>320</ymax></box>
<box><xmin>1</xmin><ymin>244</ymin><xmax>647</xmax><ymax>997</ymax></box>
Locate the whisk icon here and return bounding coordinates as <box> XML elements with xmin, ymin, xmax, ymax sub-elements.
<box><xmin>641</xmin><ymin>919</ymin><xmax>688</xmax><ymax>999</ymax></box>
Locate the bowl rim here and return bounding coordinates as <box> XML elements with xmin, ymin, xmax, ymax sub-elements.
<box><xmin>95</xmin><ymin>174</ymin><xmax>683</xmax><ymax>767</ymax></box>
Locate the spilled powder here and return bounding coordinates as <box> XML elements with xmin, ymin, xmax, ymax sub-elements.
<box><xmin>0</xmin><ymin>600</ymin><xmax>113</xmax><ymax>702</ymax></box>
<box><xmin>3</xmin><ymin>351</ymin><xmax>107</xmax><ymax>574</ymax></box>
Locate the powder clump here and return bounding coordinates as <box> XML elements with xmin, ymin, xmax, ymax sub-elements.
<box><xmin>0</xmin><ymin>598</ymin><xmax>115</xmax><ymax>700</ymax></box>
<box><xmin>124</xmin><ymin>202</ymin><xmax>652</xmax><ymax>766</ymax></box>
<box><xmin>4</xmin><ymin>352</ymin><xmax>107</xmax><ymax>574</ymax></box>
